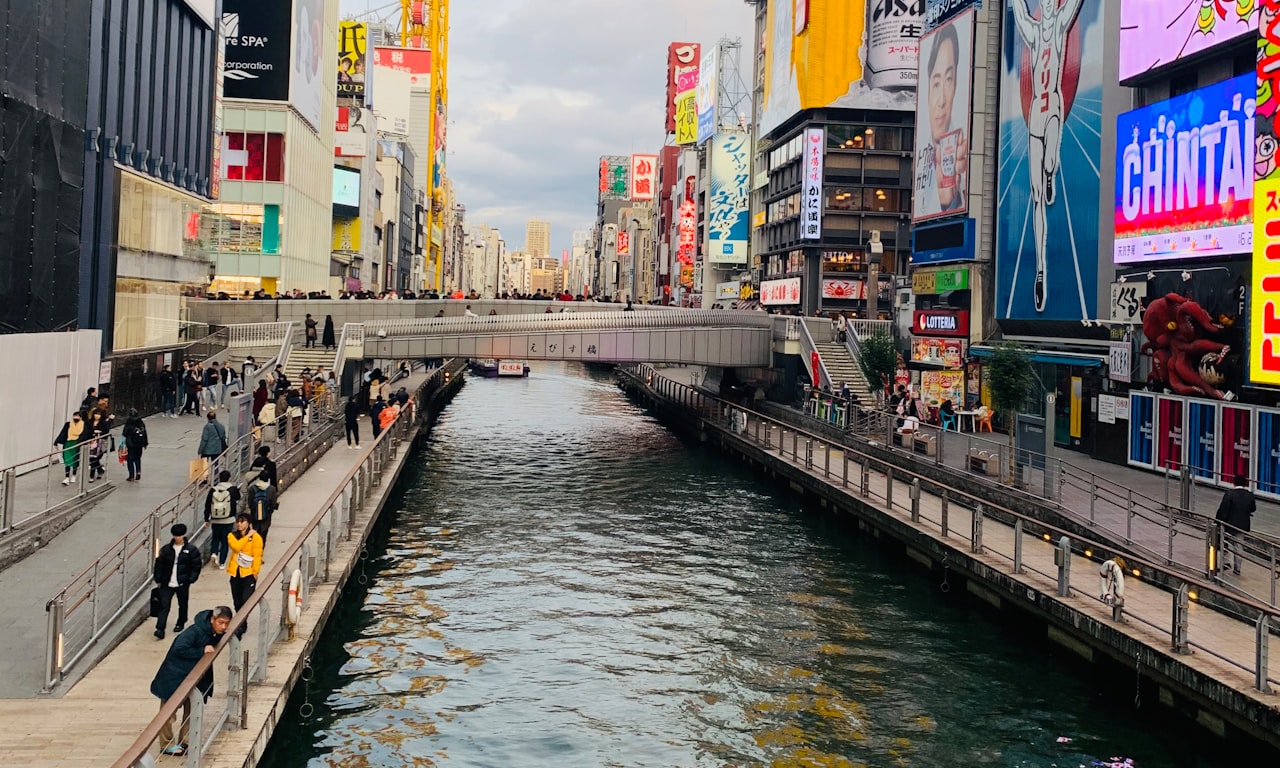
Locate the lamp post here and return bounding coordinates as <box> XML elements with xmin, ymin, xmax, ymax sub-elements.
<box><xmin>867</xmin><ymin>230</ymin><xmax>883</xmax><ymax>321</ymax></box>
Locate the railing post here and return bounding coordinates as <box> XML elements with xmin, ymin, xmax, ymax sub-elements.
<box><xmin>1180</xmin><ymin>465</ymin><xmax>1192</xmax><ymax>512</ymax></box>
<box><xmin>1257</xmin><ymin>614</ymin><xmax>1273</xmax><ymax>694</ymax></box>
<box><xmin>935</xmin><ymin>426</ymin><xmax>943</xmax><ymax>466</ymax></box>
<box><xmin>1173</xmin><ymin>584</ymin><xmax>1190</xmax><ymax>654</ymax></box>
<box><xmin>0</xmin><ymin>467</ymin><xmax>14</xmax><ymax>532</ymax></box>
<box><xmin>42</xmin><ymin>597</ymin><xmax>64</xmax><ymax>693</ymax></box>
<box><xmin>972</xmin><ymin>504</ymin><xmax>985</xmax><ymax>554</ymax></box>
<box><xmin>940</xmin><ymin>491</ymin><xmax>950</xmax><ymax>537</ymax></box>
<box><xmin>185</xmin><ymin>686</ymin><xmax>204</xmax><ymax>767</ymax></box>
<box><xmin>841</xmin><ymin>453</ymin><xmax>849</xmax><ymax>487</ymax></box>
<box><xmin>860</xmin><ymin>459</ymin><xmax>869</xmax><ymax>498</ymax></box>
<box><xmin>254</xmin><ymin>602</ymin><xmax>271</xmax><ymax>683</ymax></box>
<box><xmin>1089</xmin><ymin>474</ymin><xmax>1097</xmax><ymax>524</ymax></box>
<box><xmin>823</xmin><ymin>443</ymin><xmax>830</xmax><ymax>477</ymax></box>
<box><xmin>910</xmin><ymin>479</ymin><xmax>920</xmax><ymax>523</ymax></box>
<box><xmin>1126</xmin><ymin>489</ymin><xmax>1134</xmax><ymax>542</ymax></box>
<box><xmin>885</xmin><ymin>467</ymin><xmax>894</xmax><ymax>510</ymax></box>
<box><xmin>791</xmin><ymin>431</ymin><xmax>798</xmax><ymax>459</ymax></box>
<box><xmin>227</xmin><ymin>634</ymin><xmax>244</xmax><ymax>729</ymax></box>
<box><xmin>804</xmin><ymin>440</ymin><xmax>813</xmax><ymax>470</ymax></box>
<box><xmin>1207</xmin><ymin>520</ymin><xmax>1220</xmax><ymax>579</ymax></box>
<box><xmin>1013</xmin><ymin>519</ymin><xmax>1024</xmax><ymax>574</ymax></box>
<box><xmin>764</xmin><ymin>425</ymin><xmax>772</xmax><ymax>450</ymax></box>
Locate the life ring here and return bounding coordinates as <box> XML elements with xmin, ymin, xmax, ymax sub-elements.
<box><xmin>286</xmin><ymin>569</ymin><xmax>303</xmax><ymax>625</ymax></box>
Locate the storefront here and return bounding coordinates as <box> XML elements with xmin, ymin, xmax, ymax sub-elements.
<box><xmin>909</xmin><ymin>309</ymin><xmax>969</xmax><ymax>411</ymax></box>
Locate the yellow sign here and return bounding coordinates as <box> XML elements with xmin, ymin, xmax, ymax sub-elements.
<box><xmin>912</xmin><ymin>271</ymin><xmax>936</xmax><ymax>295</ymax></box>
<box><xmin>753</xmin><ymin>210</ymin><xmax>766</xmax><ymax>228</ymax></box>
<box><xmin>674</xmin><ymin>92</ymin><xmax>698</xmax><ymax>145</ymax></box>
<box><xmin>1252</xmin><ymin>178</ymin><xmax>1280</xmax><ymax>385</ymax></box>
<box><xmin>739</xmin><ymin>284</ymin><xmax>755</xmax><ymax>300</ymax></box>
<box><xmin>332</xmin><ymin>217</ymin><xmax>361</xmax><ymax>252</ymax></box>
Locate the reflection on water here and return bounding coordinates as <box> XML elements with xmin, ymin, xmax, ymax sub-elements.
<box><xmin>261</xmin><ymin>363</ymin><xmax>1230</xmax><ymax>768</ymax></box>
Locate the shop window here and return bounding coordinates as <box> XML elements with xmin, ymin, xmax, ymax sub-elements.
<box><xmin>223</xmin><ymin>132</ymin><xmax>285</xmax><ymax>182</ymax></box>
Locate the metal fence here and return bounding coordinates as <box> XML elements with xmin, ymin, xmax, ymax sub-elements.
<box><xmin>366</xmin><ymin>309</ymin><xmax>774</xmax><ymax>339</ymax></box>
<box><xmin>111</xmin><ymin>366</ymin><xmax>453</xmax><ymax>768</ymax></box>
<box><xmin>0</xmin><ymin>442</ymin><xmax>111</xmax><ymax>536</ymax></box>
<box><xmin>630</xmin><ymin>364</ymin><xmax>1280</xmax><ymax>694</ymax></box>
<box><xmin>42</xmin><ymin>390</ymin><xmax>339</xmax><ymax>692</ymax></box>
<box><xmin>226</xmin><ymin>322</ymin><xmax>292</xmax><ymax>349</ymax></box>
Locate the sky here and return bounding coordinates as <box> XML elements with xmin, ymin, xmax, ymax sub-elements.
<box><xmin>342</xmin><ymin>0</ymin><xmax>755</xmax><ymax>258</ymax></box>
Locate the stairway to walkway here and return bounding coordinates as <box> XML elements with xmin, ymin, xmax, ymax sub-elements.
<box><xmin>283</xmin><ymin>345</ymin><xmax>337</xmax><ymax>383</ymax></box>
<box><xmin>816</xmin><ymin>341</ymin><xmax>873</xmax><ymax>402</ymax></box>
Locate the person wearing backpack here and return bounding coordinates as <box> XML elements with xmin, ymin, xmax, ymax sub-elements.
<box><xmin>122</xmin><ymin>409</ymin><xmax>149</xmax><ymax>481</ymax></box>
<box><xmin>204</xmin><ymin>470</ymin><xmax>241</xmax><ymax>568</ymax></box>
<box><xmin>248</xmin><ymin>472</ymin><xmax>278</xmax><ymax>545</ymax></box>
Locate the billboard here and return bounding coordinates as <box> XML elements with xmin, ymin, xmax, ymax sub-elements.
<box><xmin>760</xmin><ymin>0</ymin><xmax>921</xmax><ymax>137</ymax></box>
<box><xmin>630</xmin><ymin>154</ymin><xmax>658</xmax><ymax>201</ymax></box>
<box><xmin>707</xmin><ymin>133</ymin><xmax>750</xmax><ymax>263</ymax></box>
<box><xmin>371</xmin><ymin>47</ymin><xmax>430</xmax><ymax>136</ymax></box>
<box><xmin>675</xmin><ymin>93</ymin><xmax>699</xmax><ymax>145</ymax></box>
<box><xmin>1119</xmin><ymin>0</ymin><xmax>1258</xmax><ymax>83</ymax></box>
<box><xmin>665</xmin><ymin>43</ymin><xmax>700</xmax><ymax>134</ymax></box>
<box><xmin>617</xmin><ymin>232</ymin><xmax>630</xmax><ymax>256</ymax></box>
<box><xmin>372</xmin><ymin>46</ymin><xmax>431</xmax><ymax>84</ymax></box>
<box><xmin>801</xmin><ymin>127</ymin><xmax>825</xmax><ymax>239</ymax></box>
<box><xmin>1114</xmin><ymin>74</ymin><xmax>1253</xmax><ymax>264</ymax></box>
<box><xmin>333</xmin><ymin>166</ymin><xmax>360</xmax><ymax>212</ymax></box>
<box><xmin>995</xmin><ymin>0</ymin><xmax>1104</xmax><ymax>321</ymax></box>
<box><xmin>696</xmin><ymin>45</ymin><xmax>719</xmax><ymax>143</ymax></box>
<box><xmin>337</xmin><ymin>21</ymin><xmax>367</xmax><ymax>103</ymax></box>
<box><xmin>599</xmin><ymin>156</ymin><xmax>630</xmax><ymax>201</ymax></box>
<box><xmin>761</xmin><ymin>277</ymin><xmax>802</xmax><ymax>305</ymax></box>
<box><xmin>290</xmin><ymin>0</ymin><xmax>324</xmax><ymax>131</ymax></box>
<box><xmin>221</xmin><ymin>0</ymin><xmax>292</xmax><ymax>102</ymax></box>
<box><xmin>335</xmin><ymin>106</ymin><xmax>369</xmax><ymax>157</ymax></box>
<box><xmin>910</xmin><ymin>337</ymin><xmax>966</xmax><ymax>368</ymax></box>
<box><xmin>912</xmin><ymin>8</ymin><xmax>974</xmax><ymax>221</ymax></box>
<box><xmin>1253</xmin><ymin>7</ymin><xmax>1280</xmax><ymax>386</ymax></box>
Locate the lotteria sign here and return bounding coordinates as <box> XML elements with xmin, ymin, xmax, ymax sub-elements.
<box><xmin>913</xmin><ymin>309</ymin><xmax>969</xmax><ymax>337</ymax></box>
<box><xmin>1114</xmin><ymin>73</ymin><xmax>1254</xmax><ymax>264</ymax></box>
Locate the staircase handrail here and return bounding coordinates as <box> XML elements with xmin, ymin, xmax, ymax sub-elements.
<box><xmin>797</xmin><ymin>319</ymin><xmax>832</xmax><ymax>390</ymax></box>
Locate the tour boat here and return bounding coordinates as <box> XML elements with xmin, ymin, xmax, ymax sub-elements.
<box><xmin>467</xmin><ymin>359</ymin><xmax>530</xmax><ymax>378</ymax></box>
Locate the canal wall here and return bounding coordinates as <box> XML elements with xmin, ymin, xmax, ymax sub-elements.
<box><xmin>618</xmin><ymin>371</ymin><xmax>1280</xmax><ymax>754</ymax></box>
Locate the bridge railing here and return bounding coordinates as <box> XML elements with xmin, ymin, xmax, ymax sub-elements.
<box><xmin>366</xmin><ymin>309</ymin><xmax>773</xmax><ymax>338</ymax></box>
<box><xmin>626</xmin><ymin>363</ymin><xmax>1280</xmax><ymax>695</ymax></box>
<box><xmin>227</xmin><ymin>322</ymin><xmax>293</xmax><ymax>348</ymax></box>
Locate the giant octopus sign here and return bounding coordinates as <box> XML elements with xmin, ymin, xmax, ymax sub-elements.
<box><xmin>1141</xmin><ymin>293</ymin><xmax>1237</xmax><ymax>400</ymax></box>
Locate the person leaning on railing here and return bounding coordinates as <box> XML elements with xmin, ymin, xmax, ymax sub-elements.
<box><xmin>148</xmin><ymin>606</ymin><xmax>232</xmax><ymax>757</ymax></box>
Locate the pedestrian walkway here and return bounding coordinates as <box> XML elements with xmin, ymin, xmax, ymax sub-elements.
<box><xmin>0</xmin><ymin>409</ymin><xmax>217</xmax><ymax>697</ymax></box>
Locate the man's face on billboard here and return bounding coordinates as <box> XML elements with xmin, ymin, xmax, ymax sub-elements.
<box><xmin>929</xmin><ymin>36</ymin><xmax>957</xmax><ymax>142</ymax></box>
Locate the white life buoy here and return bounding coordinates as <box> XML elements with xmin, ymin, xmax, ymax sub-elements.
<box><xmin>1099</xmin><ymin>559</ymin><xmax>1125</xmax><ymax>607</ymax></box>
<box><xmin>287</xmin><ymin>569</ymin><xmax>303</xmax><ymax>625</ymax></box>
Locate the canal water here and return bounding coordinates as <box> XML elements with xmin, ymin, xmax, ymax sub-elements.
<box><xmin>262</xmin><ymin>363</ymin><xmax>1234</xmax><ymax>768</ymax></box>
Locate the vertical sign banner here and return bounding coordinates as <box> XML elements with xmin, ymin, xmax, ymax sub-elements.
<box><xmin>665</xmin><ymin>43</ymin><xmax>700</xmax><ymax>134</ymax></box>
<box><xmin>616</xmin><ymin>232</ymin><xmax>630</xmax><ymax>256</ymax></box>
<box><xmin>289</xmin><ymin>0</ymin><xmax>324</xmax><ymax>131</ymax></box>
<box><xmin>1157</xmin><ymin>396</ymin><xmax>1185</xmax><ymax>472</ymax></box>
<box><xmin>630</xmin><ymin>154</ymin><xmax>658</xmax><ymax>201</ymax></box>
<box><xmin>1186</xmin><ymin>401</ymin><xmax>1217</xmax><ymax>481</ymax></box>
<box><xmin>675</xmin><ymin>93</ymin><xmax>699</xmax><ymax>145</ymax></box>
<box><xmin>696</xmin><ymin>45</ymin><xmax>719</xmax><ymax>144</ymax></box>
<box><xmin>995</xmin><ymin>0</ymin><xmax>1104</xmax><ymax>321</ymax></box>
<box><xmin>1108</xmin><ymin>339</ymin><xmax>1132</xmax><ymax>383</ymax></box>
<box><xmin>801</xmin><ymin>127</ymin><xmax>825</xmax><ymax>240</ymax></box>
<box><xmin>707</xmin><ymin>133</ymin><xmax>750</xmax><ymax>263</ymax></box>
<box><xmin>598</xmin><ymin>156</ymin><xmax>630</xmax><ymax>201</ymax></box>
<box><xmin>1128</xmin><ymin>392</ymin><xmax>1155</xmax><ymax>468</ymax></box>
<box><xmin>1253</xmin><ymin>5</ymin><xmax>1280</xmax><ymax>385</ymax></box>
<box><xmin>337</xmin><ymin>21</ymin><xmax>367</xmax><ymax>102</ymax></box>
<box><xmin>1221</xmin><ymin>404</ymin><xmax>1251</xmax><ymax>486</ymax></box>
<box><xmin>1259</xmin><ymin>409</ymin><xmax>1280</xmax><ymax>496</ymax></box>
<box><xmin>912</xmin><ymin>8</ymin><xmax>974</xmax><ymax>222</ymax></box>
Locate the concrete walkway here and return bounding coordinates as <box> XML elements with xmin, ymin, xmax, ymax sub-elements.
<box><xmin>0</xmin><ymin>410</ymin><xmax>215</xmax><ymax>697</ymax></box>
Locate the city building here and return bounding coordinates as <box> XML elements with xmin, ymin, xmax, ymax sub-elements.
<box><xmin>376</xmin><ymin>140</ymin><xmax>417</xmax><ymax>292</ymax></box>
<box><xmin>568</xmin><ymin>230</ymin><xmax>592</xmax><ymax>297</ymax></box>
<box><xmin>463</xmin><ymin>224</ymin><xmax>504</xmax><ymax>297</ymax></box>
<box><xmin>525</xmin><ymin>219</ymin><xmax>552</xmax><ymax>260</ymax></box>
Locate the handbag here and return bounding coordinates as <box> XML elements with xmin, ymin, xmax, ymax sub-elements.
<box><xmin>189</xmin><ymin>457</ymin><xmax>209</xmax><ymax>482</ymax></box>
<box><xmin>149</xmin><ymin>587</ymin><xmax>162</xmax><ymax>619</ymax></box>
<box><xmin>117</xmin><ymin>445</ymin><xmax>127</xmax><ymax>465</ymax></box>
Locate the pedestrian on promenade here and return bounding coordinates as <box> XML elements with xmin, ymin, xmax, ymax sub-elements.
<box><xmin>80</xmin><ymin>387</ymin><xmax>98</xmax><ymax>412</ymax></box>
<box><xmin>159</xmin><ymin>363</ymin><xmax>178</xmax><ymax>418</ymax></box>
<box><xmin>304</xmin><ymin>313</ymin><xmax>318</xmax><ymax>348</ymax></box>
<box><xmin>241</xmin><ymin>355</ymin><xmax>258</xmax><ymax>386</ymax></box>
<box><xmin>202</xmin><ymin>362</ymin><xmax>222</xmax><ymax>410</ymax></box>
<box><xmin>344</xmin><ymin>395</ymin><xmax>362</xmax><ymax>448</ymax></box>
<box><xmin>250</xmin><ymin>445</ymin><xmax>279</xmax><ymax>488</ymax></box>
<box><xmin>152</xmin><ymin>523</ymin><xmax>203</xmax><ymax>639</ymax></box>
<box><xmin>252</xmin><ymin>379</ymin><xmax>270</xmax><ymax>422</ymax></box>
<box><xmin>53</xmin><ymin>411</ymin><xmax>85</xmax><ymax>486</ymax></box>
<box><xmin>247</xmin><ymin>472</ymin><xmax>277</xmax><ymax>544</ymax></box>
<box><xmin>122</xmin><ymin>408</ymin><xmax>148</xmax><ymax>481</ymax></box>
<box><xmin>204</xmin><ymin>470</ymin><xmax>240</xmax><ymax>567</ymax></box>
<box><xmin>323</xmin><ymin>314</ymin><xmax>336</xmax><ymax>350</ymax></box>
<box><xmin>198</xmin><ymin>411</ymin><xmax>227</xmax><ymax>479</ymax></box>
<box><xmin>378</xmin><ymin>400</ymin><xmax>400</xmax><ymax>434</ymax></box>
<box><xmin>149</xmin><ymin>606</ymin><xmax>231</xmax><ymax>757</ymax></box>
<box><xmin>226</xmin><ymin>514</ymin><xmax>263</xmax><ymax>637</ymax></box>
<box><xmin>1215</xmin><ymin>474</ymin><xmax>1256</xmax><ymax>575</ymax></box>
<box><xmin>370</xmin><ymin>395</ymin><xmax>386</xmax><ymax>439</ymax></box>
<box><xmin>86</xmin><ymin>410</ymin><xmax>110</xmax><ymax>482</ymax></box>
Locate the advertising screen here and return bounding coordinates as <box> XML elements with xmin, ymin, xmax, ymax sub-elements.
<box><xmin>801</xmin><ymin>128</ymin><xmax>825</xmax><ymax>239</ymax></box>
<box><xmin>290</xmin><ymin>0</ymin><xmax>324</xmax><ymax>131</ymax></box>
<box><xmin>1128</xmin><ymin>391</ymin><xmax>1155</xmax><ymax>468</ymax></box>
<box><xmin>1187</xmin><ymin>401</ymin><xmax>1217</xmax><ymax>481</ymax></box>
<box><xmin>912</xmin><ymin>8</ymin><xmax>974</xmax><ymax>222</ymax></box>
<box><xmin>1114</xmin><ymin>74</ymin><xmax>1253</xmax><ymax>264</ymax></box>
<box><xmin>759</xmin><ymin>0</ymin><xmax>921</xmax><ymax>137</ymax></box>
<box><xmin>707</xmin><ymin>134</ymin><xmax>750</xmax><ymax>263</ymax></box>
<box><xmin>995</xmin><ymin>0</ymin><xmax>1104</xmax><ymax>321</ymax></box>
<box><xmin>333</xmin><ymin>166</ymin><xmax>360</xmax><ymax>213</ymax></box>
<box><xmin>1253</xmin><ymin>19</ymin><xmax>1280</xmax><ymax>386</ymax></box>
<box><xmin>761</xmin><ymin>277</ymin><xmax>801</xmax><ymax>305</ymax></box>
<box><xmin>337</xmin><ymin>21</ymin><xmax>367</xmax><ymax>103</ymax></box>
<box><xmin>335</xmin><ymin>106</ymin><xmax>369</xmax><ymax>158</ymax></box>
<box><xmin>1259</xmin><ymin>409</ymin><xmax>1280</xmax><ymax>497</ymax></box>
<box><xmin>1119</xmin><ymin>0</ymin><xmax>1258</xmax><ymax>83</ymax></box>
<box><xmin>222</xmin><ymin>0</ymin><xmax>292</xmax><ymax>102</ymax></box>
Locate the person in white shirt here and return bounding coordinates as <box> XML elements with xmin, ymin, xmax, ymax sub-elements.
<box><xmin>151</xmin><ymin>524</ymin><xmax>203</xmax><ymax>640</ymax></box>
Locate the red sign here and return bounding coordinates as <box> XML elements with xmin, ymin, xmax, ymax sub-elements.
<box><xmin>616</xmin><ymin>232</ymin><xmax>630</xmax><ymax>256</ymax></box>
<box><xmin>912</xmin><ymin>309</ymin><xmax>970</xmax><ymax>337</ymax></box>
<box><xmin>677</xmin><ymin>199</ymin><xmax>697</xmax><ymax>264</ymax></box>
<box><xmin>761</xmin><ymin>277</ymin><xmax>801</xmax><ymax>305</ymax></box>
<box><xmin>372</xmin><ymin>46</ymin><xmax>431</xmax><ymax>78</ymax></box>
<box><xmin>811</xmin><ymin>351</ymin><xmax>821</xmax><ymax>388</ymax></box>
<box><xmin>665</xmin><ymin>43</ymin><xmax>700</xmax><ymax>134</ymax></box>
<box><xmin>1221</xmin><ymin>405</ymin><xmax>1251</xmax><ymax>483</ymax></box>
<box><xmin>1158</xmin><ymin>397</ymin><xmax>1184</xmax><ymax>471</ymax></box>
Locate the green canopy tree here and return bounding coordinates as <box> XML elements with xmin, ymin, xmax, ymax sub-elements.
<box><xmin>985</xmin><ymin>343</ymin><xmax>1034</xmax><ymax>479</ymax></box>
<box><xmin>857</xmin><ymin>333</ymin><xmax>897</xmax><ymax>405</ymax></box>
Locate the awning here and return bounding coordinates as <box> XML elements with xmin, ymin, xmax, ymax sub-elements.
<box><xmin>969</xmin><ymin>345</ymin><xmax>1105</xmax><ymax>368</ymax></box>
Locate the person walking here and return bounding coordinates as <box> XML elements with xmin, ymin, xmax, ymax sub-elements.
<box><xmin>226</xmin><ymin>514</ymin><xmax>264</xmax><ymax>637</ymax></box>
<box><xmin>250</xmin><ymin>445</ymin><xmax>279</xmax><ymax>488</ymax></box>
<box><xmin>252</xmin><ymin>379</ymin><xmax>270</xmax><ymax>423</ymax></box>
<box><xmin>344</xmin><ymin>395</ymin><xmax>362</xmax><ymax>449</ymax></box>
<box><xmin>122</xmin><ymin>408</ymin><xmax>148</xmax><ymax>481</ymax></box>
<box><xmin>181</xmin><ymin>363</ymin><xmax>201</xmax><ymax>416</ymax></box>
<box><xmin>202</xmin><ymin>362</ymin><xmax>221</xmax><ymax>411</ymax></box>
<box><xmin>247</xmin><ymin>471</ymin><xmax>277</xmax><ymax>544</ymax></box>
<box><xmin>53</xmin><ymin>411</ymin><xmax>85</xmax><ymax>486</ymax></box>
<box><xmin>85</xmin><ymin>410</ymin><xmax>110</xmax><ymax>482</ymax></box>
<box><xmin>204</xmin><ymin>470</ymin><xmax>241</xmax><ymax>568</ymax></box>
<box><xmin>198</xmin><ymin>411</ymin><xmax>228</xmax><ymax>480</ymax></box>
<box><xmin>79</xmin><ymin>387</ymin><xmax>99</xmax><ymax>413</ymax></box>
<box><xmin>370</xmin><ymin>395</ymin><xmax>386</xmax><ymax>439</ymax></box>
<box><xmin>322</xmin><ymin>314</ymin><xmax>336</xmax><ymax>350</ymax></box>
<box><xmin>1215</xmin><ymin>474</ymin><xmax>1256</xmax><ymax>575</ymax></box>
<box><xmin>149</xmin><ymin>606</ymin><xmax>232</xmax><ymax>757</ymax></box>
<box><xmin>159</xmin><ymin>364</ymin><xmax>178</xmax><ymax>418</ymax></box>
<box><xmin>152</xmin><ymin>523</ymin><xmax>203</xmax><ymax>639</ymax></box>
<box><xmin>304</xmin><ymin>314</ymin><xmax>318</xmax><ymax>348</ymax></box>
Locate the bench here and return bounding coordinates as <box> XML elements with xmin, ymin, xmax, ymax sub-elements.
<box><xmin>968</xmin><ymin>449</ymin><xmax>1000</xmax><ymax>477</ymax></box>
<box><xmin>893</xmin><ymin>431</ymin><xmax>912</xmax><ymax>448</ymax></box>
<box><xmin>912</xmin><ymin>434</ymin><xmax>936</xmax><ymax>457</ymax></box>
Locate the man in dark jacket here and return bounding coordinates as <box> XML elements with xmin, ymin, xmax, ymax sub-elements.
<box><xmin>159</xmin><ymin>364</ymin><xmax>178</xmax><ymax>418</ymax></box>
<box><xmin>150</xmin><ymin>606</ymin><xmax>232</xmax><ymax>756</ymax></box>
<box><xmin>152</xmin><ymin>524</ymin><xmax>203</xmax><ymax>639</ymax></box>
<box><xmin>1216</xmin><ymin>474</ymin><xmax>1256</xmax><ymax>575</ymax></box>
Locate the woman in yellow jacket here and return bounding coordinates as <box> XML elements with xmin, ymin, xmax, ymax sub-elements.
<box><xmin>226</xmin><ymin>513</ymin><xmax>264</xmax><ymax>636</ymax></box>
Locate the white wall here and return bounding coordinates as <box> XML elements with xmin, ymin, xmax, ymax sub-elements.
<box><xmin>0</xmin><ymin>331</ymin><xmax>102</xmax><ymax>471</ymax></box>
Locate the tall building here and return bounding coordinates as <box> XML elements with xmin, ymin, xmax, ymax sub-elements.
<box><xmin>525</xmin><ymin>219</ymin><xmax>551</xmax><ymax>259</ymax></box>
<box><xmin>376</xmin><ymin>141</ymin><xmax>417</xmax><ymax>292</ymax></box>
<box><xmin>462</xmin><ymin>224</ymin><xmax>504</xmax><ymax>297</ymax></box>
<box><xmin>568</xmin><ymin>230</ymin><xmax>592</xmax><ymax>297</ymax></box>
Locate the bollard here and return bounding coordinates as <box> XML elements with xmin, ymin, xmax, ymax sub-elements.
<box><xmin>1258</xmin><ymin>614</ymin><xmax>1273</xmax><ymax>693</ymax></box>
<box><xmin>1173</xmin><ymin>584</ymin><xmax>1190</xmax><ymax>654</ymax></box>
<box><xmin>972</xmin><ymin>504</ymin><xmax>985</xmax><ymax>554</ymax></box>
<box><xmin>910</xmin><ymin>478</ymin><xmax>920</xmax><ymax>523</ymax></box>
<box><xmin>940</xmin><ymin>491</ymin><xmax>950</xmax><ymax>538</ymax></box>
<box><xmin>1054</xmin><ymin>536</ymin><xmax>1070</xmax><ymax>596</ymax></box>
<box><xmin>1013</xmin><ymin>519</ymin><xmax>1024</xmax><ymax>574</ymax></box>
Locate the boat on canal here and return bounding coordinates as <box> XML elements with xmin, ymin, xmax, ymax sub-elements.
<box><xmin>467</xmin><ymin>359</ymin><xmax>530</xmax><ymax>378</ymax></box>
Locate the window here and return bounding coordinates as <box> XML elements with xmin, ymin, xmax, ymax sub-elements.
<box><xmin>827</xmin><ymin>125</ymin><xmax>901</xmax><ymax>151</ymax></box>
<box><xmin>222</xmin><ymin>133</ymin><xmax>285</xmax><ymax>182</ymax></box>
<box><xmin>825</xmin><ymin>187</ymin><xmax>906</xmax><ymax>212</ymax></box>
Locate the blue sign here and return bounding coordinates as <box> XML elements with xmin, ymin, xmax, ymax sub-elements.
<box><xmin>707</xmin><ymin>132</ymin><xmax>750</xmax><ymax>264</ymax></box>
<box><xmin>1258</xmin><ymin>410</ymin><xmax>1280</xmax><ymax>497</ymax></box>
<box><xmin>1187</xmin><ymin>401</ymin><xmax>1217</xmax><ymax>481</ymax></box>
<box><xmin>1128</xmin><ymin>392</ymin><xmax>1155</xmax><ymax>468</ymax></box>
<box><xmin>911</xmin><ymin>218</ymin><xmax>976</xmax><ymax>264</ymax></box>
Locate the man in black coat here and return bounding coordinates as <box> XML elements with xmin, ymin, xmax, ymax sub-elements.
<box><xmin>150</xmin><ymin>606</ymin><xmax>231</xmax><ymax>757</ymax></box>
<box><xmin>1215</xmin><ymin>474</ymin><xmax>1256</xmax><ymax>575</ymax></box>
<box><xmin>152</xmin><ymin>523</ymin><xmax>203</xmax><ymax>639</ymax></box>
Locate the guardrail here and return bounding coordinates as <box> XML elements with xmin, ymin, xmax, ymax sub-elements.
<box><xmin>111</xmin><ymin>365</ymin><xmax>454</xmax><ymax>768</ymax></box>
<box><xmin>366</xmin><ymin>309</ymin><xmax>774</xmax><ymax>338</ymax></box>
<box><xmin>628</xmin><ymin>364</ymin><xmax>1280</xmax><ymax>694</ymax></box>
<box><xmin>42</xmin><ymin>387</ymin><xmax>337</xmax><ymax>693</ymax></box>
<box><xmin>0</xmin><ymin>441</ymin><xmax>112</xmax><ymax>537</ymax></box>
<box><xmin>849</xmin><ymin>319</ymin><xmax>893</xmax><ymax>340</ymax></box>
<box><xmin>227</xmin><ymin>322</ymin><xmax>292</xmax><ymax>348</ymax></box>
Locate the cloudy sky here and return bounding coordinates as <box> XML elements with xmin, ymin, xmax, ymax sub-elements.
<box><xmin>343</xmin><ymin>0</ymin><xmax>754</xmax><ymax>258</ymax></box>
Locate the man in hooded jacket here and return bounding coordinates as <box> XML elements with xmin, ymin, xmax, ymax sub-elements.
<box><xmin>149</xmin><ymin>606</ymin><xmax>232</xmax><ymax>757</ymax></box>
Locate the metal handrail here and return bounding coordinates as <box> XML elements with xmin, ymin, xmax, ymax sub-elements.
<box><xmin>0</xmin><ymin>440</ymin><xmax>112</xmax><ymax>536</ymax></box>
<box><xmin>227</xmin><ymin>322</ymin><xmax>292</xmax><ymax>348</ymax></box>
<box><xmin>41</xmin><ymin>384</ymin><xmax>337</xmax><ymax>692</ymax></box>
<box><xmin>110</xmin><ymin>367</ymin><xmax>452</xmax><ymax>768</ymax></box>
<box><xmin>849</xmin><ymin>319</ymin><xmax>893</xmax><ymax>340</ymax></box>
<box><xmin>366</xmin><ymin>309</ymin><xmax>773</xmax><ymax>338</ymax></box>
<box><xmin>629</xmin><ymin>364</ymin><xmax>1280</xmax><ymax>693</ymax></box>
<box><xmin>796</xmin><ymin>318</ymin><xmax>832</xmax><ymax>390</ymax></box>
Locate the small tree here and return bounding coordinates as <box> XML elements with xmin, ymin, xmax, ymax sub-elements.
<box><xmin>985</xmin><ymin>342</ymin><xmax>1034</xmax><ymax>479</ymax></box>
<box><xmin>857</xmin><ymin>332</ymin><xmax>897</xmax><ymax>406</ymax></box>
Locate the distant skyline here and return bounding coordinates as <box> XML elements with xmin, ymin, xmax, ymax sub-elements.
<box><xmin>339</xmin><ymin>0</ymin><xmax>754</xmax><ymax>258</ymax></box>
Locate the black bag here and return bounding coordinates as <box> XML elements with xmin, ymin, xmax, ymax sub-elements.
<box><xmin>149</xmin><ymin>587</ymin><xmax>162</xmax><ymax>618</ymax></box>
